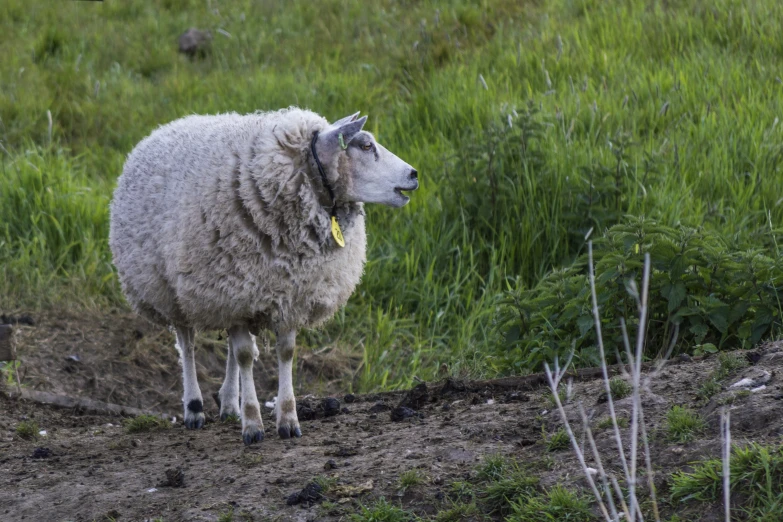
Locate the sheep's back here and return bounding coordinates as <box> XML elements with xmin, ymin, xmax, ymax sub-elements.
<box><xmin>109</xmin><ymin>110</ymin><xmax>367</xmax><ymax>331</ymax></box>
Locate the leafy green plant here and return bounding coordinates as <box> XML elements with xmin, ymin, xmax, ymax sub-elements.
<box><xmin>496</xmin><ymin>217</ymin><xmax>783</xmax><ymax>372</ymax></box>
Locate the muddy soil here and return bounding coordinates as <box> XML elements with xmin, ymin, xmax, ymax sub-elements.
<box><xmin>1</xmin><ymin>310</ymin><xmax>782</xmax><ymax>521</ymax></box>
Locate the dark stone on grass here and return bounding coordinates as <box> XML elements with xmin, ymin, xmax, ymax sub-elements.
<box><xmin>158</xmin><ymin>467</ymin><xmax>185</xmax><ymax>488</ymax></box>
<box><xmin>391</xmin><ymin>406</ymin><xmax>416</xmax><ymax>422</ymax></box>
<box><xmin>0</xmin><ymin>314</ymin><xmax>34</xmax><ymax>326</ymax></box>
<box><xmin>344</xmin><ymin>393</ymin><xmax>356</xmax><ymax>404</ymax></box>
<box><xmin>286</xmin><ymin>481</ymin><xmax>323</xmax><ymax>506</ymax></box>
<box><xmin>178</xmin><ymin>28</ymin><xmax>212</xmax><ymax>58</ymax></box>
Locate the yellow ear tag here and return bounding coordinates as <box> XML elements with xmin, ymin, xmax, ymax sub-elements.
<box><xmin>331</xmin><ymin>216</ymin><xmax>345</xmax><ymax>247</ymax></box>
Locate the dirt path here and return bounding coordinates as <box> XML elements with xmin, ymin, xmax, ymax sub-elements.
<box><xmin>1</xmin><ymin>312</ymin><xmax>782</xmax><ymax>521</ymax></box>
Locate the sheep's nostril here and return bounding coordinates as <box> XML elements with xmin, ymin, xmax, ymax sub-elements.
<box><xmin>410</xmin><ymin>169</ymin><xmax>418</xmax><ymax>180</ymax></box>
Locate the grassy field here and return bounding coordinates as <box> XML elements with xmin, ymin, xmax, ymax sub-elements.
<box><xmin>2</xmin><ymin>0</ymin><xmax>783</xmax><ymax>391</ymax></box>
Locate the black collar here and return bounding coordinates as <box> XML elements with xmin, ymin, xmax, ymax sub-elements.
<box><xmin>310</xmin><ymin>131</ymin><xmax>337</xmax><ymax>218</ymax></box>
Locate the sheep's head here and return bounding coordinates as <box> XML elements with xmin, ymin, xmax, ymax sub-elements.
<box><xmin>314</xmin><ymin>112</ymin><xmax>418</xmax><ymax>208</ymax></box>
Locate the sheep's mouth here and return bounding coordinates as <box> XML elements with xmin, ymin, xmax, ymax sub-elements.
<box><xmin>394</xmin><ymin>183</ymin><xmax>419</xmax><ymax>201</ymax></box>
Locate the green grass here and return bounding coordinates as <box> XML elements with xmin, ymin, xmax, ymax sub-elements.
<box><xmin>508</xmin><ymin>485</ymin><xmax>597</xmax><ymax>522</ymax></box>
<box><xmin>3</xmin><ymin>0</ymin><xmax>783</xmax><ymax>389</ymax></box>
<box><xmin>123</xmin><ymin>414</ymin><xmax>171</xmax><ymax>434</ymax></box>
<box><xmin>545</xmin><ymin>428</ymin><xmax>570</xmax><ymax>452</ymax></box>
<box><xmin>433</xmin><ymin>502</ymin><xmax>479</xmax><ymax>522</ymax></box>
<box><xmin>350</xmin><ymin>497</ymin><xmax>418</xmax><ymax>522</ymax></box>
<box><xmin>444</xmin><ymin>455</ymin><xmax>593</xmax><ymax>519</ymax></box>
<box><xmin>671</xmin><ymin>443</ymin><xmax>783</xmax><ymax>520</ymax></box>
<box><xmin>597</xmin><ymin>416</ymin><xmax>629</xmax><ymax>430</ymax></box>
<box><xmin>482</xmin><ymin>470</ymin><xmax>539</xmax><ymax>515</ymax></box>
<box><xmin>666</xmin><ymin>406</ymin><xmax>706</xmax><ymax>444</ymax></box>
<box><xmin>697</xmin><ymin>352</ymin><xmax>750</xmax><ymax>401</ymax></box>
<box><xmin>15</xmin><ymin>420</ymin><xmax>39</xmax><ymax>440</ymax></box>
<box><xmin>609</xmin><ymin>377</ymin><xmax>632</xmax><ymax>400</ymax></box>
<box><xmin>398</xmin><ymin>469</ymin><xmax>426</xmax><ymax>492</ymax></box>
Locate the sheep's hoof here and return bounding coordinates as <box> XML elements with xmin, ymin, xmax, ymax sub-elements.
<box><xmin>242</xmin><ymin>425</ymin><xmax>264</xmax><ymax>445</ymax></box>
<box><xmin>277</xmin><ymin>425</ymin><xmax>302</xmax><ymax>439</ymax></box>
<box><xmin>184</xmin><ymin>411</ymin><xmax>205</xmax><ymax>430</ymax></box>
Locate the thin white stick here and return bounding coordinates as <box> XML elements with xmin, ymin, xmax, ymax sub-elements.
<box><xmin>588</xmin><ymin>243</ymin><xmax>632</xmax><ymax>486</ymax></box>
<box><xmin>628</xmin><ymin>253</ymin><xmax>651</xmax><ymax>522</ymax></box>
<box><xmin>722</xmin><ymin>409</ymin><xmax>731</xmax><ymax>522</ymax></box>
<box><xmin>578</xmin><ymin>403</ymin><xmax>621</xmax><ymax>521</ymax></box>
<box><xmin>545</xmin><ymin>363</ymin><xmax>612</xmax><ymax>521</ymax></box>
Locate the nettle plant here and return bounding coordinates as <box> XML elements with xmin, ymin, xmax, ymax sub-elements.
<box><xmin>495</xmin><ymin>216</ymin><xmax>783</xmax><ymax>372</ymax></box>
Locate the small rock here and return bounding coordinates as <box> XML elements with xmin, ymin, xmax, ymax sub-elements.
<box><xmin>158</xmin><ymin>467</ymin><xmax>185</xmax><ymax>488</ymax></box>
<box><xmin>730</xmin><ymin>369</ymin><xmax>772</xmax><ymax>390</ymax></box>
<box><xmin>31</xmin><ymin>447</ymin><xmax>51</xmax><ymax>459</ymax></box>
<box><xmin>324</xmin><ymin>459</ymin><xmax>338</xmax><ymax>470</ymax></box>
<box><xmin>391</xmin><ymin>406</ymin><xmax>416</xmax><ymax>422</ymax></box>
<box><xmin>503</xmin><ymin>392</ymin><xmax>529</xmax><ymax>403</ymax></box>
<box><xmin>341</xmin><ymin>407</ymin><xmax>350</xmax><ymax>414</ymax></box>
<box><xmin>297</xmin><ymin>400</ymin><xmax>318</xmax><ymax>421</ymax></box>
<box><xmin>398</xmin><ymin>382</ymin><xmax>429</xmax><ymax>410</ymax></box>
<box><xmin>344</xmin><ymin>393</ymin><xmax>356</xmax><ymax>404</ymax></box>
<box><xmin>178</xmin><ymin>28</ymin><xmax>212</xmax><ymax>58</ymax></box>
<box><xmin>322</xmin><ymin>397</ymin><xmax>341</xmax><ymax>417</ymax></box>
<box><xmin>286</xmin><ymin>481</ymin><xmax>323</xmax><ymax>506</ymax></box>
<box><xmin>368</xmin><ymin>402</ymin><xmax>390</xmax><ymax>414</ymax></box>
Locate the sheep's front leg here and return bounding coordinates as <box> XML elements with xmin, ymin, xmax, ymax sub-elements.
<box><xmin>175</xmin><ymin>326</ymin><xmax>205</xmax><ymax>429</ymax></box>
<box><xmin>229</xmin><ymin>326</ymin><xmax>264</xmax><ymax>445</ymax></box>
<box><xmin>276</xmin><ymin>330</ymin><xmax>301</xmax><ymax>439</ymax></box>
<box><xmin>217</xmin><ymin>335</ymin><xmax>241</xmax><ymax>421</ymax></box>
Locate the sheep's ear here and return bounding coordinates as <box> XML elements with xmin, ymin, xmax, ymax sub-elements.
<box><xmin>331</xmin><ymin>112</ymin><xmax>361</xmax><ymax>127</ymax></box>
<box><xmin>320</xmin><ymin>116</ymin><xmax>367</xmax><ymax>151</ymax></box>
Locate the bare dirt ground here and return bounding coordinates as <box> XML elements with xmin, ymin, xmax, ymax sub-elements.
<box><xmin>1</xmin><ymin>310</ymin><xmax>782</xmax><ymax>521</ymax></box>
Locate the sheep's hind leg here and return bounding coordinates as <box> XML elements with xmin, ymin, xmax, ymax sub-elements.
<box><xmin>276</xmin><ymin>330</ymin><xmax>301</xmax><ymax>439</ymax></box>
<box><xmin>176</xmin><ymin>326</ymin><xmax>205</xmax><ymax>429</ymax></box>
<box><xmin>217</xmin><ymin>334</ymin><xmax>241</xmax><ymax>421</ymax></box>
<box><xmin>229</xmin><ymin>326</ymin><xmax>264</xmax><ymax>445</ymax></box>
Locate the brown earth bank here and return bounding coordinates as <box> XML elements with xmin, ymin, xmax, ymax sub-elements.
<box><xmin>1</xmin><ymin>310</ymin><xmax>783</xmax><ymax>521</ymax></box>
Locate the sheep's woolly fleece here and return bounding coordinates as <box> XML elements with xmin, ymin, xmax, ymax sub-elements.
<box><xmin>109</xmin><ymin>108</ymin><xmax>367</xmax><ymax>333</ymax></box>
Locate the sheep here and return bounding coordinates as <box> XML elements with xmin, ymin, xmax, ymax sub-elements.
<box><xmin>109</xmin><ymin>108</ymin><xmax>418</xmax><ymax>444</ymax></box>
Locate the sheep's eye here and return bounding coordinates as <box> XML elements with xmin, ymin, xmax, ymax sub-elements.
<box><xmin>361</xmin><ymin>143</ymin><xmax>373</xmax><ymax>151</ymax></box>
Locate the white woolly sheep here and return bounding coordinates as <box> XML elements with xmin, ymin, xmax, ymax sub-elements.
<box><xmin>109</xmin><ymin>108</ymin><xmax>418</xmax><ymax>444</ymax></box>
